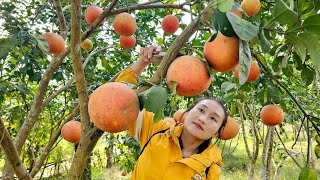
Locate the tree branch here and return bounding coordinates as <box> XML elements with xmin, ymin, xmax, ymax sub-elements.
<box><xmin>0</xmin><ymin>118</ymin><xmax>32</xmax><ymax>180</ymax></box>
<box><xmin>70</xmin><ymin>0</ymin><xmax>90</xmax><ymax>130</ymax></box>
<box><xmin>52</xmin><ymin>0</ymin><xmax>68</xmax><ymax>39</ymax></box>
<box><xmin>275</xmin><ymin>128</ymin><xmax>302</xmax><ymax>168</ymax></box>
<box><xmin>239</xmin><ymin>102</ymin><xmax>253</xmax><ymax>161</ymax></box>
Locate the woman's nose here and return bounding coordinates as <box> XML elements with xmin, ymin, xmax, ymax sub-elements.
<box><xmin>199</xmin><ymin>116</ymin><xmax>207</xmax><ymax>124</ymax></box>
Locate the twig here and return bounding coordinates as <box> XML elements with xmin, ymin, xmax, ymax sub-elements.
<box><xmin>306</xmin><ymin>118</ymin><xmax>310</xmax><ymax>165</ymax></box>
<box><xmin>52</xmin><ymin>0</ymin><xmax>67</xmax><ymax>39</ymax></box>
<box><xmin>291</xmin><ymin>116</ymin><xmax>306</xmax><ymax>149</ymax></box>
<box><xmin>275</xmin><ymin>128</ymin><xmax>302</xmax><ymax>168</ymax></box>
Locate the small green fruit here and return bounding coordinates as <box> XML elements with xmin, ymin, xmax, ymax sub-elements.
<box><xmin>298</xmin><ymin>166</ymin><xmax>317</xmax><ymax>180</ymax></box>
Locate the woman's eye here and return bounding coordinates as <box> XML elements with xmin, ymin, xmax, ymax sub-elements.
<box><xmin>198</xmin><ymin>108</ymin><xmax>204</xmax><ymax>113</ymax></box>
<box><xmin>211</xmin><ymin>117</ymin><xmax>217</xmax><ymax>122</ymax></box>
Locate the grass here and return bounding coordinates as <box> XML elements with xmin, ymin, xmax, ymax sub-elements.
<box><xmin>219</xmin><ymin>133</ymin><xmax>320</xmax><ymax>180</ymax></box>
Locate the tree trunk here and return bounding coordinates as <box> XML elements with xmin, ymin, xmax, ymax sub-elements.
<box><xmin>261</xmin><ymin>126</ymin><xmax>275</xmax><ymax>180</ymax></box>
<box><xmin>249</xmin><ymin>161</ymin><xmax>256</xmax><ymax>180</ymax></box>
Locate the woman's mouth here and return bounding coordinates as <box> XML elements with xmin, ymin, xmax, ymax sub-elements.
<box><xmin>193</xmin><ymin>122</ymin><xmax>203</xmax><ymax>130</ymax></box>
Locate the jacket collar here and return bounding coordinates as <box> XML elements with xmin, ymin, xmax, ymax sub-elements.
<box><xmin>170</xmin><ymin>124</ymin><xmax>222</xmax><ymax>173</ymax></box>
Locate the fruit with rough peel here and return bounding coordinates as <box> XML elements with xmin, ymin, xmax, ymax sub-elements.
<box><xmin>204</xmin><ymin>32</ymin><xmax>239</xmax><ymax>72</ymax></box>
<box><xmin>166</xmin><ymin>55</ymin><xmax>211</xmax><ymax>97</ymax></box>
<box><xmin>229</xmin><ymin>9</ymin><xmax>242</xmax><ymax>17</ymax></box>
<box><xmin>81</xmin><ymin>39</ymin><xmax>93</xmax><ymax>51</ymax></box>
<box><xmin>88</xmin><ymin>82</ymin><xmax>139</xmax><ymax>133</ymax></box>
<box><xmin>85</xmin><ymin>6</ymin><xmax>104</xmax><ymax>24</ymax></box>
<box><xmin>61</xmin><ymin>120</ymin><xmax>81</xmax><ymax>143</ymax></box>
<box><xmin>119</xmin><ymin>35</ymin><xmax>136</xmax><ymax>49</ymax></box>
<box><xmin>164</xmin><ymin>117</ymin><xmax>176</xmax><ymax>125</ymax></box>
<box><xmin>113</xmin><ymin>13</ymin><xmax>137</xmax><ymax>36</ymax></box>
<box><xmin>260</xmin><ymin>104</ymin><xmax>284</xmax><ymax>126</ymax></box>
<box><xmin>161</xmin><ymin>15</ymin><xmax>179</xmax><ymax>34</ymax></box>
<box><xmin>173</xmin><ymin>109</ymin><xmax>188</xmax><ymax>123</ymax></box>
<box><xmin>234</xmin><ymin>61</ymin><xmax>260</xmax><ymax>82</ymax></box>
<box><xmin>241</xmin><ymin>0</ymin><xmax>261</xmax><ymax>16</ymax></box>
<box><xmin>38</xmin><ymin>32</ymin><xmax>65</xmax><ymax>54</ymax></box>
<box><xmin>219</xmin><ymin>116</ymin><xmax>240</xmax><ymax>140</ymax></box>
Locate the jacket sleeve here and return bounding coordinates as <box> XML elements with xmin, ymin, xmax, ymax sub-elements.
<box><xmin>115</xmin><ymin>67</ymin><xmax>139</xmax><ymax>85</ymax></box>
<box><xmin>206</xmin><ymin>146</ymin><xmax>223</xmax><ymax>179</ymax></box>
<box><xmin>115</xmin><ymin>67</ymin><xmax>171</xmax><ymax>147</ymax></box>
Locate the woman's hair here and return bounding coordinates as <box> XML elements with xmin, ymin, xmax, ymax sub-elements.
<box><xmin>180</xmin><ymin>97</ymin><xmax>228</xmax><ymax>140</ymax></box>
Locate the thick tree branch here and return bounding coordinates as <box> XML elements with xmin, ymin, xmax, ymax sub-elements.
<box><xmin>70</xmin><ymin>0</ymin><xmax>90</xmax><ymax>130</ymax></box>
<box><xmin>0</xmin><ymin>118</ymin><xmax>32</xmax><ymax>180</ymax></box>
<box><xmin>52</xmin><ymin>0</ymin><xmax>68</xmax><ymax>39</ymax></box>
<box><xmin>29</xmin><ymin>106</ymin><xmax>79</xmax><ymax>178</ymax></box>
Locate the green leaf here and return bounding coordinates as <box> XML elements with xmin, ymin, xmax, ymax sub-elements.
<box><xmin>226</xmin><ymin>12</ymin><xmax>259</xmax><ymax>41</ymax></box>
<box><xmin>259</xmin><ymin>30</ymin><xmax>272</xmax><ymax>53</ymax></box>
<box><xmin>267</xmin><ymin>84</ymin><xmax>282</xmax><ymax>104</ymax></box>
<box><xmin>298</xmin><ymin>166</ymin><xmax>317</xmax><ymax>180</ymax></box>
<box><xmin>212</xmin><ymin>9</ymin><xmax>236</xmax><ymax>37</ymax></box>
<box><xmin>286</xmin><ymin>34</ymin><xmax>306</xmax><ymax>63</ymax></box>
<box><xmin>231</xmin><ymin>3</ymin><xmax>242</xmax><ymax>11</ymax></box>
<box><xmin>169</xmin><ymin>81</ymin><xmax>177</xmax><ymax>95</ymax></box>
<box><xmin>221</xmin><ymin>82</ymin><xmax>236</xmax><ymax>92</ymax></box>
<box><xmin>32</xmin><ymin>34</ymin><xmax>49</xmax><ymax>52</ymax></box>
<box><xmin>301</xmin><ymin>66</ymin><xmax>315</xmax><ymax>86</ymax></box>
<box><xmin>217</xmin><ymin>0</ymin><xmax>234</xmax><ymax>12</ymax></box>
<box><xmin>303</xmin><ymin>14</ymin><xmax>320</xmax><ymax>37</ymax></box>
<box><xmin>143</xmin><ymin>85</ymin><xmax>168</xmax><ymax>115</ymax></box>
<box><xmin>153</xmin><ymin>107</ymin><xmax>165</xmax><ymax>122</ymax></box>
<box><xmin>298</xmin><ymin>32</ymin><xmax>320</xmax><ymax>71</ymax></box>
<box><xmin>272</xmin><ymin>0</ymin><xmax>298</xmax><ymax>26</ymax></box>
<box><xmin>238</xmin><ymin>40</ymin><xmax>252</xmax><ymax>85</ymax></box>
<box><xmin>0</xmin><ymin>38</ymin><xmax>17</xmax><ymax>60</ymax></box>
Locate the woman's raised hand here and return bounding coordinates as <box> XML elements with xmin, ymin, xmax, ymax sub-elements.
<box><xmin>139</xmin><ymin>45</ymin><xmax>162</xmax><ymax>64</ymax></box>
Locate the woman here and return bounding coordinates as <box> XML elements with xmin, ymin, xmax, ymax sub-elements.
<box><xmin>115</xmin><ymin>45</ymin><xmax>228</xmax><ymax>180</ymax></box>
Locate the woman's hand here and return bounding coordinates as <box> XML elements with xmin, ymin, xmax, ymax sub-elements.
<box><xmin>139</xmin><ymin>45</ymin><xmax>162</xmax><ymax>64</ymax></box>
<box><xmin>131</xmin><ymin>45</ymin><xmax>161</xmax><ymax>75</ymax></box>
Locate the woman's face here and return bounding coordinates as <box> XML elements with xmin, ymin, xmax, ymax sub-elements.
<box><xmin>184</xmin><ymin>99</ymin><xmax>225</xmax><ymax>140</ymax></box>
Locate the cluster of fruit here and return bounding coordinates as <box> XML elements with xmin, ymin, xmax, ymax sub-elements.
<box><xmin>37</xmin><ymin>6</ymin><xmax>180</xmax><ymax>54</ymax></box>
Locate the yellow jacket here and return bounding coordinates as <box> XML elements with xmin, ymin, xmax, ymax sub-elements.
<box><xmin>115</xmin><ymin>68</ymin><xmax>222</xmax><ymax>180</ymax></box>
